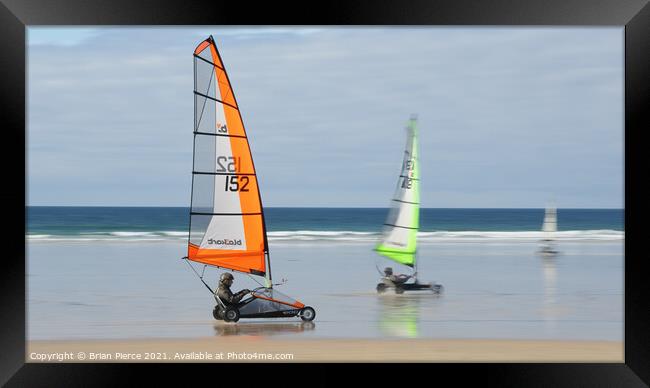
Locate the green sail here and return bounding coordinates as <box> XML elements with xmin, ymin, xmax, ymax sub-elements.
<box><xmin>375</xmin><ymin>116</ymin><xmax>419</xmax><ymax>267</ymax></box>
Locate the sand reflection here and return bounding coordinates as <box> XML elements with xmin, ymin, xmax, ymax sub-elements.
<box><xmin>213</xmin><ymin>321</ymin><xmax>315</xmax><ymax>337</ymax></box>
<box><xmin>377</xmin><ymin>294</ymin><xmax>423</xmax><ymax>338</ymax></box>
<box><xmin>540</xmin><ymin>251</ymin><xmax>560</xmax><ymax>332</ymax></box>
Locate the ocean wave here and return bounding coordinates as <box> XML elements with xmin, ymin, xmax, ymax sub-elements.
<box><xmin>109</xmin><ymin>231</ymin><xmax>156</xmax><ymax>237</ymax></box>
<box><xmin>28</xmin><ymin>234</ymin><xmax>54</xmax><ymax>240</ymax></box>
<box><xmin>416</xmin><ymin>230</ymin><xmax>624</xmax><ymax>241</ymax></box>
<box><xmin>26</xmin><ymin>229</ymin><xmax>624</xmax><ymax>242</ymax></box>
<box><xmin>267</xmin><ymin>231</ymin><xmax>378</xmax><ymax>241</ymax></box>
<box><xmin>28</xmin><ymin>230</ymin><xmax>188</xmax><ymax>242</ymax></box>
<box><xmin>161</xmin><ymin>231</ymin><xmax>189</xmax><ymax>237</ymax></box>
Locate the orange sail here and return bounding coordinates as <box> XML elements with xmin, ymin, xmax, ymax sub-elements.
<box><xmin>188</xmin><ymin>36</ymin><xmax>268</xmax><ymax>276</ymax></box>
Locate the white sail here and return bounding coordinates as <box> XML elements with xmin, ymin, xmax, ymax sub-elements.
<box><xmin>187</xmin><ymin>36</ymin><xmax>269</xmax><ymax>278</ymax></box>
<box><xmin>375</xmin><ymin>116</ymin><xmax>419</xmax><ymax>268</ymax></box>
<box><xmin>540</xmin><ymin>203</ymin><xmax>558</xmax><ymax>255</ymax></box>
<box><xmin>542</xmin><ymin>205</ymin><xmax>557</xmax><ymax>234</ymax></box>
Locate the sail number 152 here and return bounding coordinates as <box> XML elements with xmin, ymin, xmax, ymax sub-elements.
<box><xmin>224</xmin><ymin>176</ymin><xmax>249</xmax><ymax>192</ymax></box>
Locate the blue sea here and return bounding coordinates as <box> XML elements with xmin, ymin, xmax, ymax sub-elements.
<box><xmin>26</xmin><ymin>207</ymin><xmax>624</xmax><ymax>242</ymax></box>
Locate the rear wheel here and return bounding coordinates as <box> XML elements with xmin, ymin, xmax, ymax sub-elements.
<box><xmin>224</xmin><ymin>307</ymin><xmax>240</xmax><ymax>323</ymax></box>
<box><xmin>395</xmin><ymin>287</ymin><xmax>404</xmax><ymax>294</ymax></box>
<box><xmin>212</xmin><ymin>306</ymin><xmax>222</xmax><ymax>320</ymax></box>
<box><xmin>433</xmin><ymin>284</ymin><xmax>444</xmax><ymax>294</ymax></box>
<box><xmin>300</xmin><ymin>306</ymin><xmax>316</xmax><ymax>322</ymax></box>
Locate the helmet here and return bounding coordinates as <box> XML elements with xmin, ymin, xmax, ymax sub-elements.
<box><xmin>220</xmin><ymin>273</ymin><xmax>234</xmax><ymax>282</ymax></box>
<box><xmin>384</xmin><ymin>267</ymin><xmax>393</xmax><ymax>276</ymax></box>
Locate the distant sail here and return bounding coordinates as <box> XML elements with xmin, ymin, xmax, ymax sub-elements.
<box><xmin>187</xmin><ymin>37</ymin><xmax>268</xmax><ymax>276</ymax></box>
<box><xmin>375</xmin><ymin>117</ymin><xmax>419</xmax><ymax>267</ymax></box>
<box><xmin>542</xmin><ymin>205</ymin><xmax>557</xmax><ymax>235</ymax></box>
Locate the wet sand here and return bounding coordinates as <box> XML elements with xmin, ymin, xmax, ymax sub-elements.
<box><xmin>28</xmin><ymin>240</ymin><xmax>623</xmax><ymax>342</ymax></box>
<box><xmin>27</xmin><ymin>239</ymin><xmax>623</xmax><ymax>363</ymax></box>
<box><xmin>27</xmin><ymin>337</ymin><xmax>622</xmax><ymax>362</ymax></box>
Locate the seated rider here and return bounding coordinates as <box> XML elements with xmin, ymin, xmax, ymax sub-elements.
<box><xmin>383</xmin><ymin>267</ymin><xmax>411</xmax><ymax>285</ymax></box>
<box><xmin>216</xmin><ymin>272</ymin><xmax>250</xmax><ymax>307</ymax></box>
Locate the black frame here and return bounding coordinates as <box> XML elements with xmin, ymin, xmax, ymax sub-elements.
<box><xmin>4</xmin><ymin>0</ymin><xmax>648</xmax><ymax>386</ymax></box>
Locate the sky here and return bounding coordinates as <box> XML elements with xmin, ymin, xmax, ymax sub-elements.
<box><xmin>27</xmin><ymin>27</ymin><xmax>624</xmax><ymax>208</ymax></box>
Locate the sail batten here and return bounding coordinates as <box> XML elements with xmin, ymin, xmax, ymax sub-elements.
<box><xmin>193</xmin><ymin>53</ymin><xmax>224</xmax><ymax>70</ymax></box>
<box><xmin>375</xmin><ymin>117</ymin><xmax>420</xmax><ymax>267</ymax></box>
<box><xmin>194</xmin><ymin>131</ymin><xmax>248</xmax><ymax>139</ymax></box>
<box><xmin>383</xmin><ymin>224</ymin><xmax>418</xmax><ymax>230</ymax></box>
<box><xmin>191</xmin><ymin>212</ymin><xmax>263</xmax><ymax>216</ymax></box>
<box><xmin>187</xmin><ymin>36</ymin><xmax>268</xmax><ymax>277</ymax></box>
<box><xmin>194</xmin><ymin>90</ymin><xmax>238</xmax><ymax>110</ymax></box>
<box><xmin>392</xmin><ymin>199</ymin><xmax>419</xmax><ymax>205</ymax></box>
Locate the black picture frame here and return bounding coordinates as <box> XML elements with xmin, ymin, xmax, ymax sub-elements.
<box><xmin>2</xmin><ymin>0</ymin><xmax>648</xmax><ymax>386</ymax></box>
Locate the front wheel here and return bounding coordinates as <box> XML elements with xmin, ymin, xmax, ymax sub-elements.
<box><xmin>376</xmin><ymin>283</ymin><xmax>388</xmax><ymax>293</ymax></box>
<box><xmin>300</xmin><ymin>306</ymin><xmax>316</xmax><ymax>322</ymax></box>
<box><xmin>224</xmin><ymin>307</ymin><xmax>240</xmax><ymax>323</ymax></box>
<box><xmin>395</xmin><ymin>287</ymin><xmax>404</xmax><ymax>294</ymax></box>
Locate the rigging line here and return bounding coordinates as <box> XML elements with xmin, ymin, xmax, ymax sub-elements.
<box><xmin>195</xmin><ymin>61</ymin><xmax>215</xmax><ymax>131</ymax></box>
<box><xmin>374</xmin><ymin>262</ymin><xmax>386</xmax><ymax>277</ymax></box>
<box><xmin>183</xmin><ymin>257</ymin><xmax>214</xmax><ymax>294</ymax></box>
<box><xmin>246</xmin><ymin>272</ymin><xmax>267</xmax><ymax>289</ymax></box>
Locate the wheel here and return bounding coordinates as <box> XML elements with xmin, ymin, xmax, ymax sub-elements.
<box><xmin>212</xmin><ymin>306</ymin><xmax>222</xmax><ymax>320</ymax></box>
<box><xmin>395</xmin><ymin>287</ymin><xmax>404</xmax><ymax>294</ymax></box>
<box><xmin>300</xmin><ymin>306</ymin><xmax>316</xmax><ymax>322</ymax></box>
<box><xmin>223</xmin><ymin>307</ymin><xmax>240</xmax><ymax>323</ymax></box>
<box><xmin>376</xmin><ymin>283</ymin><xmax>388</xmax><ymax>293</ymax></box>
<box><xmin>432</xmin><ymin>284</ymin><xmax>444</xmax><ymax>294</ymax></box>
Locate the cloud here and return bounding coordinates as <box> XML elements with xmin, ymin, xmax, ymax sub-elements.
<box><xmin>27</xmin><ymin>27</ymin><xmax>623</xmax><ymax>208</ymax></box>
<box><xmin>28</xmin><ymin>27</ymin><xmax>100</xmax><ymax>46</ymax></box>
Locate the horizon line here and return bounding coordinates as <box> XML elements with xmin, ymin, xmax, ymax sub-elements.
<box><xmin>25</xmin><ymin>205</ymin><xmax>625</xmax><ymax>210</ymax></box>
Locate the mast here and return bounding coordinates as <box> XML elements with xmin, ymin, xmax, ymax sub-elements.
<box><xmin>413</xmin><ymin>251</ymin><xmax>419</xmax><ymax>282</ymax></box>
<box><xmin>410</xmin><ymin>114</ymin><xmax>419</xmax><ymax>280</ymax></box>
<box><xmin>265</xmin><ymin>252</ymin><xmax>273</xmax><ymax>288</ymax></box>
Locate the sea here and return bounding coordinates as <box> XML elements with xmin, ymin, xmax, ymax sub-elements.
<box><xmin>27</xmin><ymin>207</ymin><xmax>624</xmax><ymax>242</ymax></box>
<box><xmin>26</xmin><ymin>207</ymin><xmax>624</xmax><ymax>342</ymax></box>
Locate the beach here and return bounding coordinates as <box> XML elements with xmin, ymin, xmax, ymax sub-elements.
<box><xmin>28</xmin><ymin>337</ymin><xmax>622</xmax><ymax>362</ymax></box>
<box><xmin>27</xmin><ymin>232</ymin><xmax>623</xmax><ymax>362</ymax></box>
<box><xmin>25</xmin><ymin>23</ymin><xmax>626</xmax><ymax>366</ymax></box>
